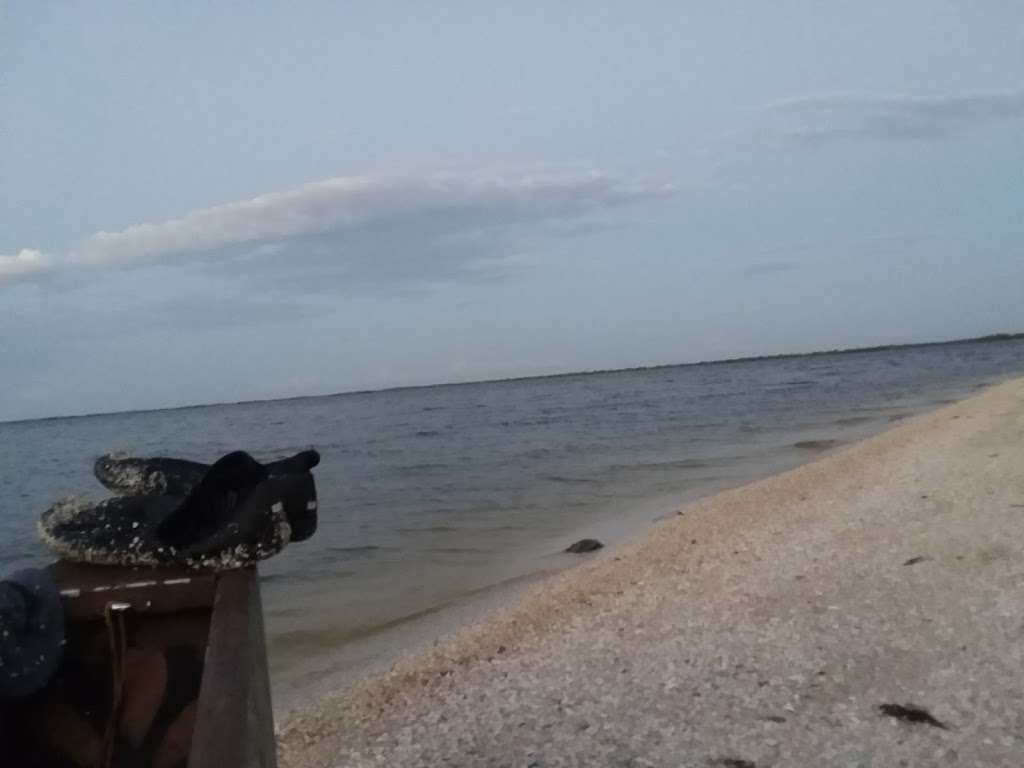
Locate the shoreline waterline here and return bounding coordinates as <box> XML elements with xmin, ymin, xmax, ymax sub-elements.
<box><xmin>278</xmin><ymin>376</ymin><xmax>1024</xmax><ymax>766</ymax></box>
<box><xmin>273</xmin><ymin>395</ymin><xmax>929</xmax><ymax>714</ymax></box>
<box><xmin>267</xmin><ymin>373</ymin><xmax>1011</xmax><ymax>714</ymax></box>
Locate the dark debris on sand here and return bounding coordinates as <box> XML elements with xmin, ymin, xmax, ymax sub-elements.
<box><xmin>878</xmin><ymin>703</ymin><xmax>949</xmax><ymax>729</ymax></box>
<box><xmin>565</xmin><ymin>538</ymin><xmax>604</xmax><ymax>554</ymax></box>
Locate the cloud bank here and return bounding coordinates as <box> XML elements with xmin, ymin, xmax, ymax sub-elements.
<box><xmin>0</xmin><ymin>170</ymin><xmax>678</xmax><ymax>286</ymax></box>
<box><xmin>766</xmin><ymin>90</ymin><xmax>1024</xmax><ymax>145</ymax></box>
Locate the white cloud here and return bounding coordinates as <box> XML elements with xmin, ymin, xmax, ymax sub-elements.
<box><xmin>1</xmin><ymin>169</ymin><xmax>678</xmax><ymax>286</ymax></box>
<box><xmin>765</xmin><ymin>90</ymin><xmax>1024</xmax><ymax>145</ymax></box>
<box><xmin>0</xmin><ymin>249</ymin><xmax>55</xmax><ymax>281</ymax></box>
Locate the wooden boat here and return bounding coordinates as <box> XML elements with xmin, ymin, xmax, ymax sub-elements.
<box><xmin>3</xmin><ymin>562</ymin><xmax>277</xmax><ymax>768</ymax></box>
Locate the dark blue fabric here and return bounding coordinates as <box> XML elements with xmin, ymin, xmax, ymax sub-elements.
<box><xmin>0</xmin><ymin>568</ymin><xmax>64</xmax><ymax>700</ymax></box>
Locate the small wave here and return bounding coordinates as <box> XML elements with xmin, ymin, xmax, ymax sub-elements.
<box><xmin>662</xmin><ymin>458</ymin><xmax>713</xmax><ymax>470</ymax></box>
<box><xmin>766</xmin><ymin>382</ymin><xmax>814</xmax><ymax>392</ymax></box>
<box><xmin>698</xmin><ymin>391</ymin><xmax>743</xmax><ymax>400</ymax></box>
<box><xmin>887</xmin><ymin>413</ymin><xmax>909</xmax><ymax>422</ymax></box>
<box><xmin>792</xmin><ymin>439</ymin><xmax>839</xmax><ymax>451</ymax></box>
<box><xmin>421</xmin><ymin>406</ymin><xmax>443</xmax><ymax>412</ymax></box>
<box><xmin>834</xmin><ymin>416</ymin><xmax>873</xmax><ymax>426</ymax></box>
<box><xmin>543</xmin><ymin>474</ymin><xmax>599</xmax><ymax>485</ymax></box>
<box><xmin>425</xmin><ymin>546</ymin><xmax>493</xmax><ymax>554</ymax></box>
<box><xmin>689</xmin><ymin>420</ymin><xmax>727</xmax><ymax>429</ymax></box>
<box><xmin>396</xmin><ymin>462</ymin><xmax>449</xmax><ymax>472</ymax></box>
<box><xmin>414</xmin><ymin>430</ymin><xmax>441</xmax><ymax>437</ymax></box>
<box><xmin>263</xmin><ymin>568</ymin><xmax>356</xmax><ymax>585</ymax></box>
<box><xmin>502</xmin><ymin>416</ymin><xmax>563</xmax><ymax>427</ymax></box>
<box><xmin>326</xmin><ymin>545</ymin><xmax>384</xmax><ymax>554</ymax></box>
<box><xmin>397</xmin><ymin>525</ymin><xmax>459</xmax><ymax>533</ymax></box>
<box><xmin>627</xmin><ymin>458</ymin><xmax>712</xmax><ymax>472</ymax></box>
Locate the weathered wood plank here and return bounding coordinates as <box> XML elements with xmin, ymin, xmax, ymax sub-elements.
<box><xmin>189</xmin><ymin>568</ymin><xmax>277</xmax><ymax>768</ymax></box>
<box><xmin>245</xmin><ymin>575</ymin><xmax>278</xmax><ymax>768</ymax></box>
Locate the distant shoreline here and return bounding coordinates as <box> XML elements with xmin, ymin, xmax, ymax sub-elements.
<box><xmin>6</xmin><ymin>332</ymin><xmax>1023</xmax><ymax>425</ymax></box>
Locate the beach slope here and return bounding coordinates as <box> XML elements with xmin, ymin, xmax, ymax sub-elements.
<box><xmin>280</xmin><ymin>377</ymin><xmax>1024</xmax><ymax>767</ymax></box>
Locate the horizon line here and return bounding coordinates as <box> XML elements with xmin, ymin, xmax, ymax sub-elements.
<box><xmin>4</xmin><ymin>331</ymin><xmax>1022</xmax><ymax>426</ymax></box>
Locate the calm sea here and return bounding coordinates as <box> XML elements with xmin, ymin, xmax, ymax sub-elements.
<box><xmin>2</xmin><ymin>338</ymin><xmax>1023</xmax><ymax>700</ymax></box>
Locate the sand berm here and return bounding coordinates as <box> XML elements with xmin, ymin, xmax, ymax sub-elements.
<box><xmin>279</xmin><ymin>377</ymin><xmax>1024</xmax><ymax>767</ymax></box>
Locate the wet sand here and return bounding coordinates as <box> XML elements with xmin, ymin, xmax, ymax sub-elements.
<box><xmin>278</xmin><ymin>377</ymin><xmax>1024</xmax><ymax>766</ymax></box>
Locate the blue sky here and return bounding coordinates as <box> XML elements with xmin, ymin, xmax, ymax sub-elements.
<box><xmin>3</xmin><ymin>1</ymin><xmax>1024</xmax><ymax>420</ymax></box>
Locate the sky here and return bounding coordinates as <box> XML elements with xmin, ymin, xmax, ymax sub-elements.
<box><xmin>2</xmin><ymin>1</ymin><xmax>1024</xmax><ymax>421</ymax></box>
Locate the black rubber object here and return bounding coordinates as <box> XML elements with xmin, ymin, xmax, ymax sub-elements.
<box><xmin>41</xmin><ymin>450</ymin><xmax>319</xmax><ymax>569</ymax></box>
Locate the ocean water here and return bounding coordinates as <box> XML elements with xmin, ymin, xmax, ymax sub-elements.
<box><xmin>2</xmin><ymin>338</ymin><xmax>1024</xmax><ymax>698</ymax></box>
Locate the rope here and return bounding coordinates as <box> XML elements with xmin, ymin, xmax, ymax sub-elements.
<box><xmin>101</xmin><ymin>602</ymin><xmax>129</xmax><ymax>768</ymax></box>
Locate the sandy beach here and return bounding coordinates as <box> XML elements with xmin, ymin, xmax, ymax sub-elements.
<box><xmin>278</xmin><ymin>377</ymin><xmax>1024</xmax><ymax>767</ymax></box>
